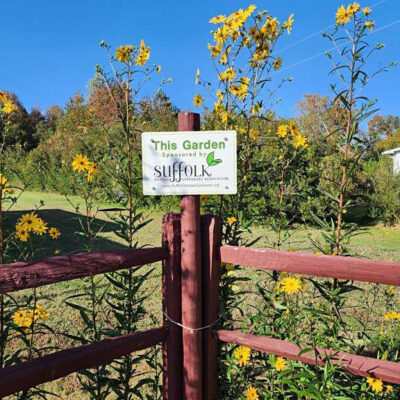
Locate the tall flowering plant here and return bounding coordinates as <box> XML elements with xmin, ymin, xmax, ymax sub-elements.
<box><xmin>0</xmin><ymin>92</ymin><xmax>61</xmax><ymax>399</ymax></box>
<box><xmin>313</xmin><ymin>3</ymin><xmax>394</xmax><ymax>256</ymax></box>
<box><xmin>93</xmin><ymin>40</ymin><xmax>168</xmax><ymax>398</ymax></box>
<box><xmin>196</xmin><ymin>5</ymin><xmax>297</xmax><ymax>246</ymax></box>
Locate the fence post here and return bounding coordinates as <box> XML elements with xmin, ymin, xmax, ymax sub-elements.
<box><xmin>178</xmin><ymin>111</ymin><xmax>203</xmax><ymax>400</ymax></box>
<box><xmin>162</xmin><ymin>214</ymin><xmax>182</xmax><ymax>400</ymax></box>
<box><xmin>202</xmin><ymin>215</ymin><xmax>222</xmax><ymax>400</ymax></box>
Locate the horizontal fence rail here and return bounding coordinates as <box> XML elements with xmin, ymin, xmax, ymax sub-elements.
<box><xmin>221</xmin><ymin>246</ymin><xmax>400</xmax><ymax>286</ymax></box>
<box><xmin>0</xmin><ymin>247</ymin><xmax>167</xmax><ymax>293</ymax></box>
<box><xmin>0</xmin><ymin>327</ymin><xmax>168</xmax><ymax>397</ymax></box>
<box><xmin>216</xmin><ymin>330</ymin><xmax>400</xmax><ymax>385</ymax></box>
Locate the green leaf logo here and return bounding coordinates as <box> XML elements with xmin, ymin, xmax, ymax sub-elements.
<box><xmin>206</xmin><ymin>151</ymin><xmax>222</xmax><ymax>167</ymax></box>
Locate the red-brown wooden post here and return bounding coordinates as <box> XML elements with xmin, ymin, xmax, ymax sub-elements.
<box><xmin>162</xmin><ymin>214</ymin><xmax>182</xmax><ymax>400</ymax></box>
<box><xmin>201</xmin><ymin>215</ymin><xmax>222</xmax><ymax>400</ymax></box>
<box><xmin>178</xmin><ymin>111</ymin><xmax>203</xmax><ymax>400</ymax></box>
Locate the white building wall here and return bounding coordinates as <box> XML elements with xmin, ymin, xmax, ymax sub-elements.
<box><xmin>393</xmin><ymin>153</ymin><xmax>400</xmax><ymax>174</ymax></box>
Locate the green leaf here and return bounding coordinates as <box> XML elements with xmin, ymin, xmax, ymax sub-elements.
<box><xmin>206</xmin><ymin>152</ymin><xmax>215</xmax><ymax>166</ymax></box>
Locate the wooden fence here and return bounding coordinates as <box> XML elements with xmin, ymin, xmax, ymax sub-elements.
<box><xmin>0</xmin><ymin>112</ymin><xmax>400</xmax><ymax>399</ymax></box>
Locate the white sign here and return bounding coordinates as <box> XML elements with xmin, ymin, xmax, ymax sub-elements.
<box><xmin>142</xmin><ymin>131</ymin><xmax>237</xmax><ymax>195</ymax></box>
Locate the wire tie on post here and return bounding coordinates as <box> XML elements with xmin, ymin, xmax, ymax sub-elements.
<box><xmin>163</xmin><ymin>311</ymin><xmax>219</xmax><ymax>332</ymax></box>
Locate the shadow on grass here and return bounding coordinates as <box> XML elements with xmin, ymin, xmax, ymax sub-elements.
<box><xmin>4</xmin><ymin>209</ymin><xmax>127</xmax><ymax>261</ymax></box>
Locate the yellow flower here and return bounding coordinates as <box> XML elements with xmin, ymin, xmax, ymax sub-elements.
<box><xmin>288</xmin><ymin>119</ymin><xmax>298</xmax><ymax>135</ymax></box>
<box><xmin>365</xmin><ymin>21</ymin><xmax>375</xmax><ymax>31</ymax></box>
<box><xmin>251</xmin><ymin>104</ymin><xmax>261</xmax><ymax>116</ymax></box>
<box><xmin>245</xmin><ymin>386</ymin><xmax>259</xmax><ymax>400</ymax></box>
<box><xmin>13</xmin><ymin>310</ymin><xmax>27</xmax><ymax>327</ymax></box>
<box><xmin>87</xmin><ymin>162</ymin><xmax>99</xmax><ymax>182</ymax></box>
<box><xmin>227</xmin><ymin>216</ymin><xmax>237</xmax><ymax>225</ymax></box>
<box><xmin>224</xmin><ymin>263</ymin><xmax>235</xmax><ymax>271</ymax></box>
<box><xmin>274</xmin><ymin>57</ymin><xmax>283</xmax><ymax>70</ymax></box>
<box><xmin>193</xmin><ymin>94</ymin><xmax>204</xmax><ymax>107</ymax></box>
<box><xmin>387</xmin><ymin>385</ymin><xmax>393</xmax><ymax>393</ymax></box>
<box><xmin>383</xmin><ymin>311</ymin><xmax>400</xmax><ymax>321</ymax></box>
<box><xmin>221</xmin><ymin>112</ymin><xmax>228</xmax><ymax>124</ymax></box>
<box><xmin>216</xmin><ymin>89</ymin><xmax>224</xmax><ymax>101</ymax></box>
<box><xmin>214</xmin><ymin>101</ymin><xmax>224</xmax><ymax>114</ymax></box>
<box><xmin>34</xmin><ymin>304</ymin><xmax>50</xmax><ymax>320</ymax></box>
<box><xmin>366</xmin><ymin>377</ymin><xmax>383</xmax><ymax>393</ymax></box>
<box><xmin>233</xmin><ymin>346</ymin><xmax>251</xmax><ymax>366</ymax></box>
<box><xmin>200</xmin><ymin>195</ymin><xmax>208</xmax><ymax>204</ymax></box>
<box><xmin>156</xmin><ymin>65</ymin><xmax>161</xmax><ymax>74</ymax></box>
<box><xmin>137</xmin><ymin>39</ymin><xmax>150</xmax><ymax>66</ymax></box>
<box><xmin>195</xmin><ymin>68</ymin><xmax>200</xmax><ymax>84</ymax></box>
<box><xmin>72</xmin><ymin>154</ymin><xmax>91</xmax><ymax>172</ymax></box>
<box><xmin>1</xmin><ymin>101</ymin><xmax>18</xmax><ymax>114</ymax></box>
<box><xmin>208</xmin><ymin>43</ymin><xmax>222</xmax><ymax>58</ymax></box>
<box><xmin>16</xmin><ymin>227</ymin><xmax>29</xmax><ymax>242</ymax></box>
<box><xmin>219</xmin><ymin>67</ymin><xmax>236</xmax><ymax>81</ymax></box>
<box><xmin>33</xmin><ymin>218</ymin><xmax>48</xmax><ymax>235</ymax></box>
<box><xmin>209</xmin><ymin>15</ymin><xmax>226</xmax><ymax>24</ymax></box>
<box><xmin>389</xmin><ymin>286</ymin><xmax>396</xmax><ymax>294</ymax></box>
<box><xmin>115</xmin><ymin>45</ymin><xmax>132</xmax><ymax>62</ymax></box>
<box><xmin>363</xmin><ymin>7</ymin><xmax>371</xmax><ymax>16</ymax></box>
<box><xmin>275</xmin><ymin>357</ymin><xmax>287</xmax><ymax>371</ymax></box>
<box><xmin>0</xmin><ymin>92</ymin><xmax>18</xmax><ymax>114</ymax></box>
<box><xmin>49</xmin><ymin>227</ymin><xmax>61</xmax><ymax>239</ymax></box>
<box><xmin>244</xmin><ymin>4</ymin><xmax>257</xmax><ymax>19</ymax></box>
<box><xmin>250</xmin><ymin>128</ymin><xmax>258</xmax><ymax>141</ymax></box>
<box><xmin>0</xmin><ymin>174</ymin><xmax>11</xmax><ymax>192</ymax></box>
<box><xmin>277</xmin><ymin>277</ymin><xmax>301</xmax><ymax>294</ymax></box>
<box><xmin>347</xmin><ymin>2</ymin><xmax>360</xmax><ymax>15</ymax></box>
<box><xmin>18</xmin><ymin>213</ymin><xmax>40</xmax><ymax>232</ymax></box>
<box><xmin>283</xmin><ymin>13</ymin><xmax>294</xmax><ymax>34</ymax></box>
<box><xmin>230</xmin><ymin>83</ymin><xmax>248</xmax><ymax>99</ymax></box>
<box><xmin>336</xmin><ymin>5</ymin><xmax>352</xmax><ymax>25</ymax></box>
<box><xmin>293</xmin><ymin>134</ymin><xmax>308</xmax><ymax>148</ymax></box>
<box><xmin>277</xmin><ymin>125</ymin><xmax>288</xmax><ymax>138</ymax></box>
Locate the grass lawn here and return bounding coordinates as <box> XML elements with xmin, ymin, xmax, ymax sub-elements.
<box><xmin>4</xmin><ymin>190</ymin><xmax>400</xmax><ymax>398</ymax></box>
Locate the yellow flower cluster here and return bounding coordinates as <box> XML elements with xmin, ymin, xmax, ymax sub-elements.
<box><xmin>383</xmin><ymin>311</ymin><xmax>400</xmax><ymax>321</ymax></box>
<box><xmin>208</xmin><ymin>5</ymin><xmax>292</xmax><ymax>68</ymax></box>
<box><xmin>219</xmin><ymin>67</ymin><xmax>236</xmax><ymax>82</ymax></box>
<box><xmin>336</xmin><ymin>3</ymin><xmax>373</xmax><ymax>26</ymax></box>
<box><xmin>230</xmin><ymin>77</ymin><xmax>250</xmax><ymax>100</ymax></box>
<box><xmin>276</xmin><ymin>277</ymin><xmax>302</xmax><ymax>295</ymax></box>
<box><xmin>276</xmin><ymin>120</ymin><xmax>307</xmax><ymax>148</ymax></box>
<box><xmin>15</xmin><ymin>213</ymin><xmax>51</xmax><ymax>241</ymax></box>
<box><xmin>0</xmin><ymin>91</ymin><xmax>18</xmax><ymax>114</ymax></box>
<box><xmin>210</xmin><ymin>5</ymin><xmax>256</xmax><ymax>46</ymax></box>
<box><xmin>0</xmin><ymin>174</ymin><xmax>11</xmax><ymax>193</ymax></box>
<box><xmin>115</xmin><ymin>45</ymin><xmax>133</xmax><ymax>63</ymax></box>
<box><xmin>233</xmin><ymin>345</ymin><xmax>251</xmax><ymax>366</ymax></box>
<box><xmin>13</xmin><ymin>304</ymin><xmax>50</xmax><ymax>332</ymax></box>
<box><xmin>72</xmin><ymin>154</ymin><xmax>99</xmax><ymax>182</ymax></box>
<box><xmin>366</xmin><ymin>377</ymin><xmax>383</xmax><ymax>393</ymax></box>
<box><xmin>137</xmin><ymin>39</ymin><xmax>150</xmax><ymax>66</ymax></box>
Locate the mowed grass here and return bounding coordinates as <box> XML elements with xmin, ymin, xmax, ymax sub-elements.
<box><xmin>4</xmin><ymin>190</ymin><xmax>400</xmax><ymax>398</ymax></box>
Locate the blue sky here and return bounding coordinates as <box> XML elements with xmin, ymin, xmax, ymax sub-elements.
<box><xmin>0</xmin><ymin>0</ymin><xmax>399</xmax><ymax>118</ymax></box>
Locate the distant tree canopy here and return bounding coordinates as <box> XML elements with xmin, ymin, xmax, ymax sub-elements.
<box><xmin>1</xmin><ymin>87</ymin><xmax>399</xmax><ymax>224</ymax></box>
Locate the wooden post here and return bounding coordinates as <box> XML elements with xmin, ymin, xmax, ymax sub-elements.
<box><xmin>201</xmin><ymin>215</ymin><xmax>222</xmax><ymax>400</ymax></box>
<box><xmin>162</xmin><ymin>214</ymin><xmax>182</xmax><ymax>400</ymax></box>
<box><xmin>178</xmin><ymin>111</ymin><xmax>203</xmax><ymax>400</ymax></box>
